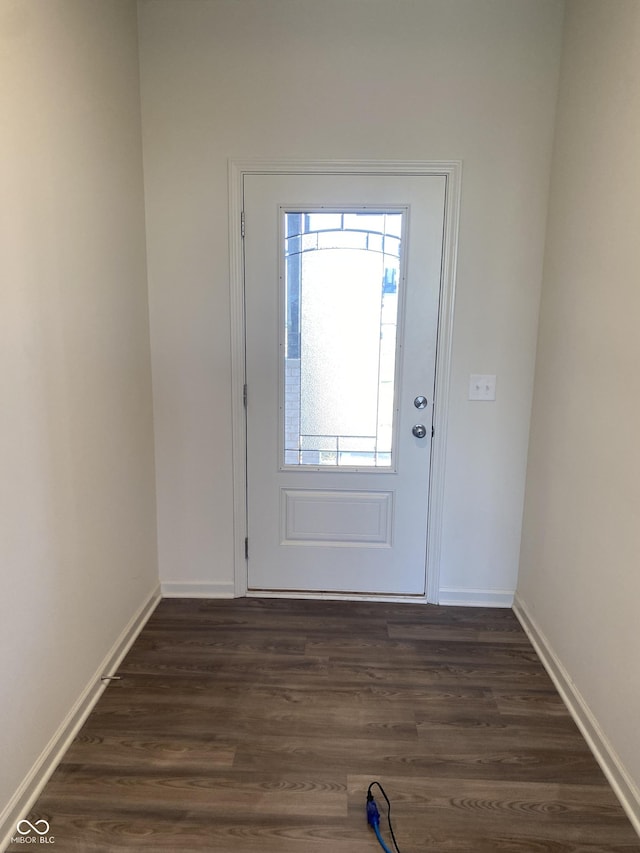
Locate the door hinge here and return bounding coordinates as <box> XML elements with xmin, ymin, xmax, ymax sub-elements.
<box><xmin>244</xmin><ymin>536</ymin><xmax>249</xmax><ymax>559</ymax></box>
<box><xmin>241</xmin><ymin>210</ymin><xmax>246</xmax><ymax>238</ymax></box>
<box><xmin>243</xmin><ymin>384</ymin><xmax>247</xmax><ymax>408</ymax></box>
<box><xmin>431</xmin><ymin>425</ymin><xmax>435</xmax><ymax>438</ymax></box>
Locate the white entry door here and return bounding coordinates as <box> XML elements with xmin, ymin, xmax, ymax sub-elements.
<box><xmin>244</xmin><ymin>173</ymin><xmax>445</xmax><ymax>595</ymax></box>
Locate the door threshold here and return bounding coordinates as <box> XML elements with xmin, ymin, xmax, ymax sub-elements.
<box><xmin>245</xmin><ymin>589</ymin><xmax>429</xmax><ymax>604</ymax></box>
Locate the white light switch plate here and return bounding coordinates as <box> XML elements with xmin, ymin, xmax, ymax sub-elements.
<box><xmin>469</xmin><ymin>374</ymin><xmax>497</xmax><ymax>401</ymax></box>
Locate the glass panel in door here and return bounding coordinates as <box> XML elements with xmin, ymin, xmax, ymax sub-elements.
<box><xmin>283</xmin><ymin>210</ymin><xmax>404</xmax><ymax>468</ymax></box>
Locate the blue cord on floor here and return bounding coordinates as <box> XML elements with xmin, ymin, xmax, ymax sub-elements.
<box><xmin>366</xmin><ymin>781</ymin><xmax>401</xmax><ymax>853</ymax></box>
<box><xmin>373</xmin><ymin>822</ymin><xmax>394</xmax><ymax>853</ymax></box>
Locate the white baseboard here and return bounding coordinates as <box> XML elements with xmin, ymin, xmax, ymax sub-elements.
<box><xmin>513</xmin><ymin>594</ymin><xmax>640</xmax><ymax>837</ymax></box>
<box><xmin>162</xmin><ymin>580</ymin><xmax>513</xmax><ymax>608</ymax></box>
<box><xmin>0</xmin><ymin>585</ymin><xmax>161</xmax><ymax>853</ymax></box>
<box><xmin>160</xmin><ymin>581</ymin><xmax>235</xmax><ymax>598</ymax></box>
<box><xmin>438</xmin><ymin>587</ymin><xmax>514</xmax><ymax>607</ymax></box>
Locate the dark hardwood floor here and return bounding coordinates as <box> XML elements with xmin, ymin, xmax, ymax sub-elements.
<box><xmin>12</xmin><ymin>598</ymin><xmax>640</xmax><ymax>852</ymax></box>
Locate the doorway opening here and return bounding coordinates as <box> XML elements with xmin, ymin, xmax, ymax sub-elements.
<box><xmin>229</xmin><ymin>160</ymin><xmax>461</xmax><ymax>602</ymax></box>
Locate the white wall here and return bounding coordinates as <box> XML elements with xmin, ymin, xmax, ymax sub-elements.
<box><xmin>0</xmin><ymin>0</ymin><xmax>158</xmax><ymax>831</ymax></box>
<box><xmin>137</xmin><ymin>0</ymin><xmax>564</xmax><ymax>600</ymax></box>
<box><xmin>518</xmin><ymin>0</ymin><xmax>640</xmax><ymax>810</ymax></box>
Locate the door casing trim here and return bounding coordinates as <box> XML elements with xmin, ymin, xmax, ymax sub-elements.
<box><xmin>228</xmin><ymin>159</ymin><xmax>462</xmax><ymax>603</ymax></box>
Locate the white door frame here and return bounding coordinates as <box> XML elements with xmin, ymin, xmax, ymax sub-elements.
<box><xmin>228</xmin><ymin>159</ymin><xmax>462</xmax><ymax>603</ymax></box>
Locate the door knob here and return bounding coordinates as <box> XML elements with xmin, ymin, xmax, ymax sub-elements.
<box><xmin>412</xmin><ymin>424</ymin><xmax>427</xmax><ymax>439</ymax></box>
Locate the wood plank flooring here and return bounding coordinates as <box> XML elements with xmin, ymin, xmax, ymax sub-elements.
<box><xmin>12</xmin><ymin>598</ymin><xmax>640</xmax><ymax>852</ymax></box>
